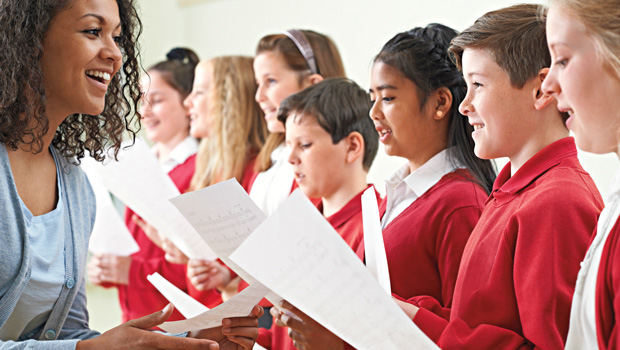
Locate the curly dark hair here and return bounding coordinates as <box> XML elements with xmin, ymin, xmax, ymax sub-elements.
<box><xmin>0</xmin><ymin>0</ymin><xmax>143</xmax><ymax>162</ymax></box>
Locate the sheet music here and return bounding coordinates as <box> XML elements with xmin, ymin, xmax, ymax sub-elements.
<box><xmin>362</xmin><ymin>187</ymin><xmax>391</xmax><ymax>295</ymax></box>
<box><xmin>159</xmin><ymin>283</ymin><xmax>269</xmax><ymax>333</ymax></box>
<box><xmin>85</xmin><ymin>170</ymin><xmax>139</xmax><ymax>256</ymax></box>
<box><xmin>147</xmin><ymin>273</ymin><xmax>208</xmax><ymax>319</ymax></box>
<box><xmin>82</xmin><ymin>138</ymin><xmax>215</xmax><ymax>260</ymax></box>
<box><xmin>229</xmin><ymin>190</ymin><xmax>440</xmax><ymax>350</ymax></box>
<box><xmin>169</xmin><ymin>179</ymin><xmax>281</xmax><ymax>303</ymax></box>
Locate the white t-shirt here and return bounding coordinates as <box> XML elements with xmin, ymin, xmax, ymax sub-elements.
<box><xmin>565</xmin><ymin>167</ymin><xmax>620</xmax><ymax>350</ymax></box>
<box><xmin>249</xmin><ymin>144</ymin><xmax>294</xmax><ymax>216</ymax></box>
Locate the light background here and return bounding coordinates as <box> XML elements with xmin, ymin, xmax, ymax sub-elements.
<box><xmin>86</xmin><ymin>0</ymin><xmax>620</xmax><ymax>332</ymax></box>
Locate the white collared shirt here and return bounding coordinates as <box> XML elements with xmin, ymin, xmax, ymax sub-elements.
<box><xmin>381</xmin><ymin>149</ymin><xmax>462</xmax><ymax>229</ymax></box>
<box><xmin>154</xmin><ymin>136</ymin><xmax>199</xmax><ymax>174</ymax></box>
<box><xmin>565</xmin><ymin>167</ymin><xmax>620</xmax><ymax>350</ymax></box>
<box><xmin>249</xmin><ymin>144</ymin><xmax>294</xmax><ymax>216</ymax></box>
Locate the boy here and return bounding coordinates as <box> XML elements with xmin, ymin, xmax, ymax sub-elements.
<box><xmin>404</xmin><ymin>4</ymin><xmax>604</xmax><ymax>349</ymax></box>
<box><xmin>256</xmin><ymin>78</ymin><xmax>380</xmax><ymax>349</ymax></box>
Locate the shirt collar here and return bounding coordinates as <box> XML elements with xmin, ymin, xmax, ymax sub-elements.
<box><xmin>156</xmin><ymin>136</ymin><xmax>199</xmax><ymax>173</ymax></box>
<box><xmin>387</xmin><ymin>148</ymin><xmax>462</xmax><ymax>198</ymax></box>
<box><xmin>492</xmin><ymin>137</ymin><xmax>577</xmax><ymax>196</ymax></box>
<box><xmin>324</xmin><ymin>184</ymin><xmax>376</xmax><ymax>229</ymax></box>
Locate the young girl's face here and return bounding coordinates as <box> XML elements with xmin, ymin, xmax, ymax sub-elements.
<box><xmin>543</xmin><ymin>6</ymin><xmax>620</xmax><ymax>154</ymax></box>
<box><xmin>40</xmin><ymin>0</ymin><xmax>122</xmax><ymax>119</ymax></box>
<box><xmin>185</xmin><ymin>61</ymin><xmax>216</xmax><ymax>139</ymax></box>
<box><xmin>254</xmin><ymin>51</ymin><xmax>306</xmax><ymax>133</ymax></box>
<box><xmin>140</xmin><ymin>71</ymin><xmax>190</xmax><ymax>145</ymax></box>
<box><xmin>369</xmin><ymin>61</ymin><xmax>438</xmax><ymax>163</ymax></box>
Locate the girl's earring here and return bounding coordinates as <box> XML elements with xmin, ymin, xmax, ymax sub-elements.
<box><xmin>437</xmin><ymin>110</ymin><xmax>443</xmax><ymax>118</ymax></box>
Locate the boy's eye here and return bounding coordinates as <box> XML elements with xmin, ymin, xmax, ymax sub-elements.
<box><xmin>300</xmin><ymin>143</ymin><xmax>312</xmax><ymax>149</ymax></box>
<box><xmin>554</xmin><ymin>58</ymin><xmax>568</xmax><ymax>67</ymax></box>
<box><xmin>268</xmin><ymin>78</ymin><xmax>277</xmax><ymax>85</ymax></box>
<box><xmin>472</xmin><ymin>82</ymin><xmax>483</xmax><ymax>88</ymax></box>
<box><xmin>383</xmin><ymin>97</ymin><xmax>394</xmax><ymax>103</ymax></box>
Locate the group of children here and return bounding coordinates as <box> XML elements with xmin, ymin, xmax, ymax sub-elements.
<box><xmin>2</xmin><ymin>0</ymin><xmax>620</xmax><ymax>349</ymax></box>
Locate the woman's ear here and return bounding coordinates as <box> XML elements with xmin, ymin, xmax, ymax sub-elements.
<box><xmin>345</xmin><ymin>131</ymin><xmax>365</xmax><ymax>165</ymax></box>
<box><xmin>534</xmin><ymin>68</ymin><xmax>555</xmax><ymax>111</ymax></box>
<box><xmin>433</xmin><ymin>87</ymin><xmax>453</xmax><ymax>120</ymax></box>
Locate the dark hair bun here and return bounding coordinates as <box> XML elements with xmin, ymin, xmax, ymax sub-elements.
<box><xmin>166</xmin><ymin>47</ymin><xmax>199</xmax><ymax>65</ymax></box>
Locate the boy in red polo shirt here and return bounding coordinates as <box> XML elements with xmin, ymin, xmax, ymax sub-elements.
<box><xmin>255</xmin><ymin>78</ymin><xmax>380</xmax><ymax>350</ymax></box>
<box><xmin>396</xmin><ymin>4</ymin><xmax>604</xmax><ymax>349</ymax></box>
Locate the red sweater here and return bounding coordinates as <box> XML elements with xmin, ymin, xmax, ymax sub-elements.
<box><xmin>256</xmin><ymin>186</ymin><xmax>381</xmax><ymax>350</ymax></box>
<box><xmin>597</xmin><ymin>218</ymin><xmax>620</xmax><ymax>349</ymax></box>
<box><xmin>118</xmin><ymin>154</ymin><xmax>203</xmax><ymax>322</ymax></box>
<box><xmin>414</xmin><ymin>137</ymin><xmax>603</xmax><ymax>349</ymax></box>
<box><xmin>356</xmin><ymin>169</ymin><xmax>487</xmax><ymax>322</ymax></box>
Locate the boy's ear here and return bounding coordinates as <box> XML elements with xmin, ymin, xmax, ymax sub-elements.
<box><xmin>533</xmin><ymin>68</ymin><xmax>555</xmax><ymax>111</ymax></box>
<box><xmin>344</xmin><ymin>131</ymin><xmax>365</xmax><ymax>165</ymax></box>
<box><xmin>433</xmin><ymin>87</ymin><xmax>453</xmax><ymax>120</ymax></box>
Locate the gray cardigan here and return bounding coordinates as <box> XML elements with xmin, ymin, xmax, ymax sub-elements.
<box><xmin>0</xmin><ymin>144</ymin><xmax>100</xmax><ymax>349</ymax></box>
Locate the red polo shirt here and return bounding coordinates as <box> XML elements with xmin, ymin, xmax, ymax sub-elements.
<box><xmin>414</xmin><ymin>137</ymin><xmax>603</xmax><ymax>349</ymax></box>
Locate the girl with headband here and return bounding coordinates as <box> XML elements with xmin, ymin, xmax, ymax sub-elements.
<box><xmin>0</xmin><ymin>0</ymin><xmax>261</xmax><ymax>348</ymax></box>
<box><xmin>543</xmin><ymin>0</ymin><xmax>620</xmax><ymax>348</ymax></box>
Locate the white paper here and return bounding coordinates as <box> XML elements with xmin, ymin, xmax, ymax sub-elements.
<box><xmin>169</xmin><ymin>179</ymin><xmax>278</xmax><ymax>300</ymax></box>
<box><xmin>253</xmin><ymin>344</ymin><xmax>268</xmax><ymax>350</ymax></box>
<box><xmin>85</xmin><ymin>171</ymin><xmax>139</xmax><ymax>256</ymax></box>
<box><xmin>159</xmin><ymin>283</ymin><xmax>269</xmax><ymax>333</ymax></box>
<box><xmin>147</xmin><ymin>273</ymin><xmax>208</xmax><ymax>319</ymax></box>
<box><xmin>82</xmin><ymin>138</ymin><xmax>215</xmax><ymax>261</ymax></box>
<box><xmin>229</xmin><ymin>190</ymin><xmax>440</xmax><ymax>350</ymax></box>
<box><xmin>362</xmin><ymin>187</ymin><xmax>391</xmax><ymax>295</ymax></box>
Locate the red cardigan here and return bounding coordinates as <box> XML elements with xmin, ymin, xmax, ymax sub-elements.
<box><xmin>118</xmin><ymin>154</ymin><xmax>199</xmax><ymax>322</ymax></box>
<box><xmin>356</xmin><ymin>169</ymin><xmax>487</xmax><ymax>323</ymax></box>
<box><xmin>597</xmin><ymin>217</ymin><xmax>620</xmax><ymax>349</ymax></box>
<box><xmin>414</xmin><ymin>138</ymin><xmax>603</xmax><ymax>349</ymax></box>
<box><xmin>256</xmin><ymin>186</ymin><xmax>381</xmax><ymax>350</ymax></box>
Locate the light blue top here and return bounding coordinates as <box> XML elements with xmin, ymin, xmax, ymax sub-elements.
<box><xmin>0</xmin><ymin>149</ymin><xmax>66</xmax><ymax>340</ymax></box>
<box><xmin>0</xmin><ymin>143</ymin><xmax>100</xmax><ymax>349</ymax></box>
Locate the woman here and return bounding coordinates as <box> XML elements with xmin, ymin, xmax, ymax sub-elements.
<box><xmin>542</xmin><ymin>1</ymin><xmax>620</xmax><ymax>349</ymax></box>
<box><xmin>0</xmin><ymin>0</ymin><xmax>260</xmax><ymax>348</ymax></box>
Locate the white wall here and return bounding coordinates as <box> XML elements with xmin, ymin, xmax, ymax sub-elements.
<box><xmin>136</xmin><ymin>0</ymin><xmax>618</xmax><ymax>197</ymax></box>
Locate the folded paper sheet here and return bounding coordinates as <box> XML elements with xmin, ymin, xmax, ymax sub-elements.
<box><xmin>147</xmin><ymin>273</ymin><xmax>208</xmax><ymax>319</ymax></box>
<box><xmin>361</xmin><ymin>187</ymin><xmax>391</xmax><ymax>295</ymax></box>
<box><xmin>84</xmin><ymin>169</ymin><xmax>139</xmax><ymax>256</ymax></box>
<box><xmin>159</xmin><ymin>283</ymin><xmax>269</xmax><ymax>334</ymax></box>
<box><xmin>83</xmin><ymin>138</ymin><xmax>215</xmax><ymax>260</ymax></box>
<box><xmin>169</xmin><ymin>179</ymin><xmax>281</xmax><ymax>302</ymax></box>
<box><xmin>229</xmin><ymin>190</ymin><xmax>440</xmax><ymax>350</ymax></box>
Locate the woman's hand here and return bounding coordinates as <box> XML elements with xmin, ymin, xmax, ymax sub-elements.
<box><xmin>190</xmin><ymin>305</ymin><xmax>264</xmax><ymax>350</ymax></box>
<box><xmin>276</xmin><ymin>301</ymin><xmax>344</xmax><ymax>350</ymax></box>
<box><xmin>187</xmin><ymin>259</ymin><xmax>231</xmax><ymax>291</ymax></box>
<box><xmin>88</xmin><ymin>253</ymin><xmax>131</xmax><ymax>285</ymax></box>
<box><xmin>76</xmin><ymin>304</ymin><xmax>219</xmax><ymax>350</ymax></box>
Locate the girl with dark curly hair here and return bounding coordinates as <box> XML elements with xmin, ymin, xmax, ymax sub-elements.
<box><xmin>0</xmin><ymin>0</ymin><xmax>261</xmax><ymax>349</ymax></box>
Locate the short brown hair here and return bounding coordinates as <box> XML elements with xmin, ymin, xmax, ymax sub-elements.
<box><xmin>277</xmin><ymin>78</ymin><xmax>378</xmax><ymax>171</ymax></box>
<box><xmin>449</xmin><ymin>3</ymin><xmax>550</xmax><ymax>89</ymax></box>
